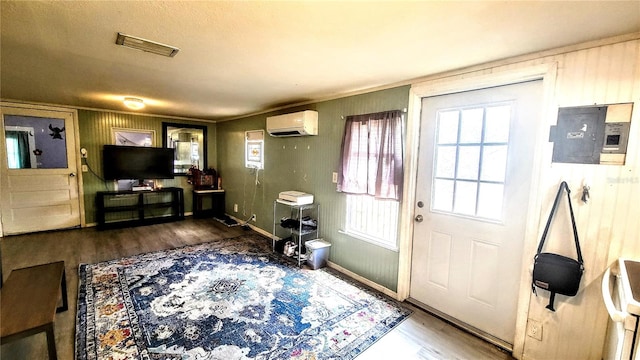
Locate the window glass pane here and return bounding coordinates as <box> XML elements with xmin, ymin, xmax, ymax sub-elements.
<box><xmin>456</xmin><ymin>146</ymin><xmax>480</xmax><ymax>180</ymax></box>
<box><xmin>430</xmin><ymin>102</ymin><xmax>511</xmax><ymax>222</ymax></box>
<box><xmin>437</xmin><ymin>111</ymin><xmax>459</xmax><ymax>144</ymax></box>
<box><xmin>477</xmin><ymin>183</ymin><xmax>504</xmax><ymax>219</ymax></box>
<box><xmin>480</xmin><ymin>145</ymin><xmax>508</xmax><ymax>182</ymax></box>
<box><xmin>345</xmin><ymin>194</ymin><xmax>399</xmax><ymax>250</ymax></box>
<box><xmin>6</xmin><ymin>137</ymin><xmax>20</xmax><ymax>168</ymax></box>
<box><xmin>435</xmin><ymin>146</ymin><xmax>456</xmax><ymax>178</ymax></box>
<box><xmin>4</xmin><ymin>116</ymin><xmax>67</xmax><ymax>169</ymax></box>
<box><xmin>432</xmin><ymin>179</ymin><xmax>454</xmax><ymax>212</ymax></box>
<box><xmin>453</xmin><ymin>180</ymin><xmax>477</xmax><ymax>215</ymax></box>
<box><xmin>459</xmin><ymin>108</ymin><xmax>483</xmax><ymax>143</ymax></box>
<box><xmin>485</xmin><ymin>105</ymin><xmax>511</xmax><ymax>143</ymax></box>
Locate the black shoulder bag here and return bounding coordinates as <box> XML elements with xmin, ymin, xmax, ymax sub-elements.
<box><xmin>532</xmin><ymin>181</ymin><xmax>584</xmax><ymax>312</ymax></box>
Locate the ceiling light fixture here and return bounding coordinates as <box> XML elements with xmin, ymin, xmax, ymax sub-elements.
<box><xmin>123</xmin><ymin>97</ymin><xmax>145</xmax><ymax>110</ymax></box>
<box><xmin>115</xmin><ymin>32</ymin><xmax>179</xmax><ymax>57</ymax></box>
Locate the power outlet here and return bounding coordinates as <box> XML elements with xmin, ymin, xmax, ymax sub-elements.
<box><xmin>526</xmin><ymin>319</ymin><xmax>543</xmax><ymax>341</ymax></box>
<box><xmin>250</xmin><ymin>214</ymin><xmax>256</xmax><ymax>222</ymax></box>
<box><xmin>80</xmin><ymin>148</ymin><xmax>88</xmax><ymax>158</ymax></box>
<box><xmin>234</xmin><ymin>204</ymin><xmax>238</xmax><ymax>212</ymax></box>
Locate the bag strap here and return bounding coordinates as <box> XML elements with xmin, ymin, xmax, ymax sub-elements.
<box><xmin>536</xmin><ymin>181</ymin><xmax>583</xmax><ymax>265</ymax></box>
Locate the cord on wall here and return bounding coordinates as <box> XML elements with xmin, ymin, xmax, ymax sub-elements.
<box><xmin>82</xmin><ymin>157</ymin><xmax>110</xmax><ymax>191</ymax></box>
<box><xmin>241</xmin><ymin>167</ymin><xmax>261</xmax><ymax>224</ymax></box>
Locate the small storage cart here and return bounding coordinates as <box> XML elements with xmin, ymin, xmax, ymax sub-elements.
<box><xmin>272</xmin><ymin>200</ymin><xmax>319</xmax><ymax>267</ymax></box>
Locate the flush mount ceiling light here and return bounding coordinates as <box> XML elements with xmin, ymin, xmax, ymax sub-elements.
<box><xmin>123</xmin><ymin>97</ymin><xmax>145</xmax><ymax>110</ymax></box>
<box><xmin>115</xmin><ymin>32</ymin><xmax>179</xmax><ymax>57</ymax></box>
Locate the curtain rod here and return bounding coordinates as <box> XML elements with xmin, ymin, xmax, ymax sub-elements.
<box><xmin>341</xmin><ymin>108</ymin><xmax>407</xmax><ymax>120</ymax></box>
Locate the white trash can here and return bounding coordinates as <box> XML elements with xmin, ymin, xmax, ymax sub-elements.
<box><xmin>305</xmin><ymin>239</ymin><xmax>331</xmax><ymax>270</ymax></box>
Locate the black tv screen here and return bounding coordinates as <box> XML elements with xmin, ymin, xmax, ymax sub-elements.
<box><xmin>103</xmin><ymin>145</ymin><xmax>175</xmax><ymax>180</ymax></box>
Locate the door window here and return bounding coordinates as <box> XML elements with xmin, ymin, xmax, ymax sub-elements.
<box><xmin>431</xmin><ymin>103</ymin><xmax>512</xmax><ymax>221</ymax></box>
<box><xmin>3</xmin><ymin>115</ymin><xmax>68</xmax><ymax>169</ymax></box>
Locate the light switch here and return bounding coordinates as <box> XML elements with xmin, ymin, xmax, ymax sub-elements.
<box><xmin>332</xmin><ymin>172</ymin><xmax>338</xmax><ymax>183</ymax></box>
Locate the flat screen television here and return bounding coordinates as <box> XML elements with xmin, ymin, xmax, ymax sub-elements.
<box><xmin>103</xmin><ymin>145</ymin><xmax>175</xmax><ymax>180</ymax></box>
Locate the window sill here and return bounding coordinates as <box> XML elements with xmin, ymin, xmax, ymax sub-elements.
<box><xmin>338</xmin><ymin>229</ymin><xmax>399</xmax><ymax>252</ymax></box>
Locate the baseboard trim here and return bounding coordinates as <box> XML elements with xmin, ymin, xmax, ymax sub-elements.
<box><xmin>244</xmin><ymin>223</ymin><xmax>272</xmax><ymax>238</ymax></box>
<box><xmin>326</xmin><ymin>261</ymin><xmax>399</xmax><ymax>300</ymax></box>
<box><xmin>226</xmin><ymin>214</ymin><xmax>273</xmax><ymax>239</ymax></box>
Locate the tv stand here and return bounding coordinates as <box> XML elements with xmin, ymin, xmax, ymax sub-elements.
<box><xmin>96</xmin><ymin>187</ymin><xmax>184</xmax><ymax>230</ymax></box>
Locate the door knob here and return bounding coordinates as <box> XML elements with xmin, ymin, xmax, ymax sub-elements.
<box><xmin>69</xmin><ymin>172</ymin><xmax>76</xmax><ymax>177</ymax></box>
<box><xmin>415</xmin><ymin>214</ymin><xmax>423</xmax><ymax>222</ymax></box>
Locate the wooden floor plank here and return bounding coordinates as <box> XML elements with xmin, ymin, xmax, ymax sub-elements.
<box><xmin>0</xmin><ymin>218</ymin><xmax>513</xmax><ymax>359</ymax></box>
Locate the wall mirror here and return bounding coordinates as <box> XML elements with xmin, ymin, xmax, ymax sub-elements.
<box><xmin>162</xmin><ymin>122</ymin><xmax>207</xmax><ymax>175</ymax></box>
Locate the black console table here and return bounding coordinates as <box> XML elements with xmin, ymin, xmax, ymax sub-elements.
<box><xmin>96</xmin><ymin>187</ymin><xmax>184</xmax><ymax>230</ymax></box>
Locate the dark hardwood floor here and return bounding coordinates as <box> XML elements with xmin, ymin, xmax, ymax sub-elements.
<box><xmin>0</xmin><ymin>218</ymin><xmax>513</xmax><ymax>359</ymax></box>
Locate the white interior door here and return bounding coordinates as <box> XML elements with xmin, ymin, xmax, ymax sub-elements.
<box><xmin>0</xmin><ymin>104</ymin><xmax>81</xmax><ymax>235</ymax></box>
<box><xmin>409</xmin><ymin>81</ymin><xmax>542</xmax><ymax>345</ymax></box>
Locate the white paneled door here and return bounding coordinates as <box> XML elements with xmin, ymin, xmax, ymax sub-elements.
<box><xmin>410</xmin><ymin>81</ymin><xmax>542</xmax><ymax>345</ymax></box>
<box><xmin>0</xmin><ymin>104</ymin><xmax>81</xmax><ymax>235</ymax></box>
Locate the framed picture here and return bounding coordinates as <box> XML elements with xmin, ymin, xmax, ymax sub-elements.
<box><xmin>110</xmin><ymin>128</ymin><xmax>157</xmax><ymax>190</ymax></box>
<box><xmin>111</xmin><ymin>128</ymin><xmax>155</xmax><ymax>147</ymax></box>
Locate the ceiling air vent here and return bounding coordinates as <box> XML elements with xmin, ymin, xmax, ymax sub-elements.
<box><xmin>115</xmin><ymin>32</ymin><xmax>179</xmax><ymax>57</ymax></box>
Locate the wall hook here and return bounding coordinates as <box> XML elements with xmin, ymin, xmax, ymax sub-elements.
<box><xmin>581</xmin><ymin>185</ymin><xmax>590</xmax><ymax>203</ymax></box>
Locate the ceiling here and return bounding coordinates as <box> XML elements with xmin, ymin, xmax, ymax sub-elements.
<box><xmin>1</xmin><ymin>1</ymin><xmax>639</xmax><ymax>122</ymax></box>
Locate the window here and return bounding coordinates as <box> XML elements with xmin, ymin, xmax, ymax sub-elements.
<box><xmin>4</xmin><ymin>126</ymin><xmax>37</xmax><ymax>169</ymax></box>
<box><xmin>432</xmin><ymin>103</ymin><xmax>512</xmax><ymax>221</ymax></box>
<box><xmin>245</xmin><ymin>130</ymin><xmax>264</xmax><ymax>169</ymax></box>
<box><xmin>345</xmin><ymin>194</ymin><xmax>399</xmax><ymax>250</ymax></box>
<box><xmin>338</xmin><ymin>110</ymin><xmax>404</xmax><ymax>250</ymax></box>
<box><xmin>6</xmin><ymin>136</ymin><xmax>20</xmax><ymax>168</ymax></box>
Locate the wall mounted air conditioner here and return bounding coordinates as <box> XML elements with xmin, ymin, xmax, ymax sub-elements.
<box><xmin>266</xmin><ymin>110</ymin><xmax>318</xmax><ymax>137</ymax></box>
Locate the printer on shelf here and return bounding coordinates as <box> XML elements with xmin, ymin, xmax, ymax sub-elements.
<box><xmin>277</xmin><ymin>191</ymin><xmax>314</xmax><ymax>205</ymax></box>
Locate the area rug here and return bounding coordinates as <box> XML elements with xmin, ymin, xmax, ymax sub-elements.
<box><xmin>76</xmin><ymin>234</ymin><xmax>411</xmax><ymax>360</ymax></box>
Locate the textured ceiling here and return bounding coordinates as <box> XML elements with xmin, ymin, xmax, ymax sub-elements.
<box><xmin>1</xmin><ymin>1</ymin><xmax>639</xmax><ymax>121</ymax></box>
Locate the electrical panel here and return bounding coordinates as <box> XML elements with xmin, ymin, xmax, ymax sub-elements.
<box><xmin>550</xmin><ymin>103</ymin><xmax>633</xmax><ymax>165</ymax></box>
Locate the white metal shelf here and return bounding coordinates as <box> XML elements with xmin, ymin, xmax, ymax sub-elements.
<box><xmin>272</xmin><ymin>200</ymin><xmax>319</xmax><ymax>267</ymax></box>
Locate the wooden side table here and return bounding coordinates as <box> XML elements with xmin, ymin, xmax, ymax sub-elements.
<box><xmin>193</xmin><ymin>189</ymin><xmax>225</xmax><ymax>218</ymax></box>
<box><xmin>0</xmin><ymin>261</ymin><xmax>68</xmax><ymax>360</ymax></box>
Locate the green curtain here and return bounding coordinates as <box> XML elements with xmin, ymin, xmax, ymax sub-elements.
<box><xmin>6</xmin><ymin>130</ymin><xmax>31</xmax><ymax>168</ymax></box>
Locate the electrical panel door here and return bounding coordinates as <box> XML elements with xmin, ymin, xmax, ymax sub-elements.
<box><xmin>550</xmin><ymin>103</ymin><xmax>633</xmax><ymax>165</ymax></box>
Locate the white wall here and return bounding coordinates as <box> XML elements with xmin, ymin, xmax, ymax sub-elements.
<box><xmin>401</xmin><ymin>33</ymin><xmax>639</xmax><ymax>360</ymax></box>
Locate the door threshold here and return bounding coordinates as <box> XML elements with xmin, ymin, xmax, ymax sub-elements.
<box><xmin>407</xmin><ymin>298</ymin><xmax>513</xmax><ymax>353</ymax></box>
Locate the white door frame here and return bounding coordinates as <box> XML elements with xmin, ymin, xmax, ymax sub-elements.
<box><xmin>0</xmin><ymin>101</ymin><xmax>85</xmax><ymax>237</ymax></box>
<box><xmin>397</xmin><ymin>63</ymin><xmax>558</xmax><ymax>358</ymax></box>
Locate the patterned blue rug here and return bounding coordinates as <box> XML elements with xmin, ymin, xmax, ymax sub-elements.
<box><xmin>76</xmin><ymin>234</ymin><xmax>411</xmax><ymax>359</ymax></box>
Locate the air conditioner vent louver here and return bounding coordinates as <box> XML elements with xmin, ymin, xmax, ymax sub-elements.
<box><xmin>116</xmin><ymin>33</ymin><xmax>179</xmax><ymax>57</ymax></box>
